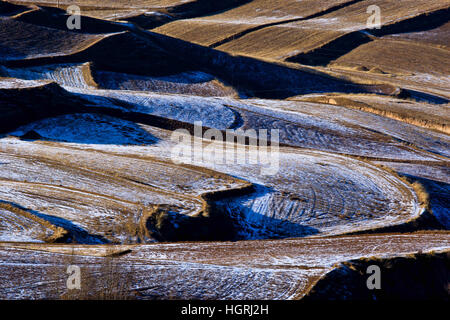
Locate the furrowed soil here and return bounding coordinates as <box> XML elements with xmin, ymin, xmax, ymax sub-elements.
<box><xmin>0</xmin><ymin>0</ymin><xmax>449</xmax><ymax>300</ymax></box>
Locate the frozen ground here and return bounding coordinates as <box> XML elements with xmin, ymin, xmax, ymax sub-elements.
<box><xmin>0</xmin><ymin>232</ymin><xmax>448</xmax><ymax>299</ymax></box>
<box><xmin>0</xmin><ymin>0</ymin><xmax>448</xmax><ymax>300</ymax></box>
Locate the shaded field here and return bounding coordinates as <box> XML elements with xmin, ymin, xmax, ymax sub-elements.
<box><xmin>0</xmin><ymin>0</ymin><xmax>449</xmax><ymax>300</ymax></box>
<box><xmin>304</xmin><ymin>250</ymin><xmax>450</xmax><ymax>300</ymax></box>
<box><xmin>0</xmin><ymin>74</ymin><xmax>447</xmax><ymax>242</ymax></box>
<box><xmin>1</xmin><ymin>5</ymin><xmax>403</xmax><ymax>98</ymax></box>
<box><xmin>295</xmin><ymin>94</ymin><xmax>450</xmax><ymax>134</ymax></box>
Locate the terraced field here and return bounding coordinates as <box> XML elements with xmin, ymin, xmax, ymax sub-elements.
<box><xmin>0</xmin><ymin>232</ymin><xmax>448</xmax><ymax>299</ymax></box>
<box><xmin>0</xmin><ymin>0</ymin><xmax>449</xmax><ymax>300</ymax></box>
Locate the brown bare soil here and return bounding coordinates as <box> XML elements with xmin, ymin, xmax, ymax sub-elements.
<box><xmin>0</xmin><ymin>232</ymin><xmax>448</xmax><ymax>299</ymax></box>
<box><xmin>0</xmin><ymin>0</ymin><xmax>448</xmax><ymax>300</ymax></box>
<box><xmin>304</xmin><ymin>251</ymin><xmax>450</xmax><ymax>300</ymax></box>
<box><xmin>295</xmin><ymin>94</ymin><xmax>450</xmax><ymax>134</ymax></box>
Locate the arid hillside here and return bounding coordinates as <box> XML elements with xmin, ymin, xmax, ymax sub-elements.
<box><xmin>0</xmin><ymin>0</ymin><xmax>449</xmax><ymax>300</ymax></box>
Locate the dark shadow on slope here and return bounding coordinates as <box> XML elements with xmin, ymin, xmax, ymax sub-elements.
<box><xmin>0</xmin><ymin>1</ymin><xmax>30</xmax><ymax>16</ymax></box>
<box><xmin>0</xmin><ymin>43</ymin><xmax>28</xmax><ymax>61</ymax></box>
<box><xmin>13</xmin><ymin>113</ymin><xmax>159</xmax><ymax>146</ymax></box>
<box><xmin>347</xmin><ymin>173</ymin><xmax>447</xmax><ymax>237</ymax></box>
<box><xmin>225</xmin><ymin>105</ymin><xmax>245</xmax><ymax>130</ymax></box>
<box><xmin>287</xmin><ymin>32</ymin><xmax>373</xmax><ymax>67</ymax></box>
<box><xmin>78</xmin><ymin>102</ymin><xmax>285</xmax><ymax>148</ymax></box>
<box><xmin>4</xmin><ymin>3</ymin><xmax>448</xmax><ymax>100</ymax></box>
<box><xmin>0</xmin><ymin>17</ymin><xmax>107</xmax><ymax>63</ymax></box>
<box><xmin>399</xmin><ymin>174</ymin><xmax>450</xmax><ymax>230</ymax></box>
<box><xmin>93</xmin><ymin>68</ymin><xmax>217</xmax><ymax>85</ymax></box>
<box><xmin>0</xmin><ymin>200</ymin><xmax>110</xmax><ymax>244</ymax></box>
<box><xmin>19</xmin><ymin>129</ymin><xmax>42</xmax><ymax>140</ymax></box>
<box><xmin>304</xmin><ymin>251</ymin><xmax>450</xmax><ymax>300</ymax></box>
<box><xmin>133</xmin><ymin>28</ymin><xmax>391</xmax><ymax>99</ymax></box>
<box><xmin>0</xmin><ymin>79</ymin><xmax>231</xmax><ymax>141</ymax></box>
<box><xmin>121</xmin><ymin>12</ymin><xmax>175</xmax><ymax>30</ymax></box>
<box><xmin>91</xmin><ymin>67</ymin><xmax>238</xmax><ymax>97</ymax></box>
<box><xmin>168</xmin><ymin>0</ymin><xmax>253</xmax><ymax>19</ymax></box>
<box><xmin>1</xmin><ymin>19</ymin><xmax>396</xmax><ymax>98</ymax></box>
<box><xmin>31</xmin><ymin>210</ymin><xmax>110</xmax><ymax>244</ymax></box>
<box><xmin>11</xmin><ymin>1</ymin><xmax>253</xmax><ymax>33</ymax></box>
<box><xmin>0</xmin><ymin>79</ymin><xmax>167</xmax><ymax>142</ymax></box>
<box><xmin>0</xmin><ymin>81</ymin><xmax>89</xmax><ymax>133</ymax></box>
<box><xmin>2</xmin><ymin>15</ymin><xmax>396</xmax><ymax>98</ymax></box>
<box><xmin>397</xmin><ymin>89</ymin><xmax>449</xmax><ymax>105</ymax></box>
<box><xmin>287</xmin><ymin>7</ymin><xmax>450</xmax><ymax>67</ymax></box>
<box><xmin>371</xmin><ymin>7</ymin><xmax>450</xmax><ymax>37</ymax></box>
<box><xmin>213</xmin><ymin>184</ymin><xmax>320</xmax><ymax>241</ymax></box>
<box><xmin>9</xmin><ymin>31</ymin><xmax>195</xmax><ymax>77</ymax></box>
<box><xmin>143</xmin><ymin>184</ymin><xmax>319</xmax><ymax>242</ymax></box>
<box><xmin>126</xmin><ymin>0</ymin><xmax>254</xmax><ymax>29</ymax></box>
